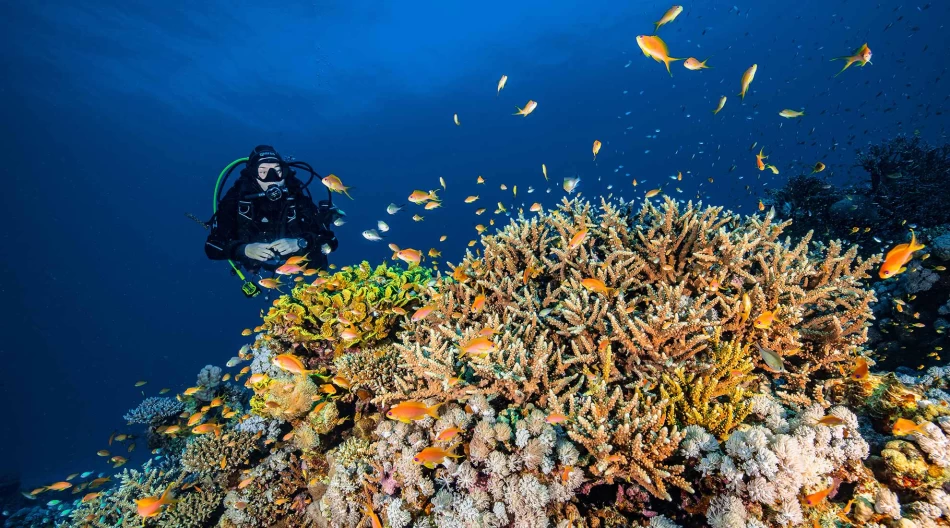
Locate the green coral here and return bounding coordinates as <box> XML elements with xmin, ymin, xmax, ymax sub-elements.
<box><xmin>260</xmin><ymin>261</ymin><xmax>432</xmax><ymax>354</ymax></box>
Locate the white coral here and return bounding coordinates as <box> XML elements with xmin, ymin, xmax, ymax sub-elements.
<box><xmin>706</xmin><ymin>494</ymin><xmax>747</xmax><ymax>528</ymax></box>
<box><xmin>875</xmin><ymin>486</ymin><xmax>902</xmax><ymax>520</ymax></box>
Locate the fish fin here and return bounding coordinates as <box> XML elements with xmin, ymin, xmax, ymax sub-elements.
<box><xmin>427</xmin><ymin>402</ymin><xmax>443</xmax><ymax>420</ymax></box>
<box><xmin>343</xmin><ymin>187</ymin><xmax>355</xmax><ymax>200</ymax></box>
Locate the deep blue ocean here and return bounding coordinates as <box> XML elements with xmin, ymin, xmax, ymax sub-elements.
<box><xmin>2</xmin><ymin>0</ymin><xmax>948</xmax><ymax>493</ymax></box>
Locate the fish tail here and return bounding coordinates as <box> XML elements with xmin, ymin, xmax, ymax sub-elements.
<box><xmin>832</xmin><ymin>57</ymin><xmax>855</xmax><ymax>77</ymax></box>
<box><xmin>343</xmin><ymin>188</ymin><xmax>354</xmax><ymax>200</ymax></box>
<box><xmin>665</xmin><ymin>57</ymin><xmax>683</xmax><ymax>76</ymax></box>
<box><xmin>653</xmin><ymin>21</ymin><xmax>661</xmax><ymax>33</ymax></box>
<box><xmin>909</xmin><ymin>231</ymin><xmax>926</xmax><ymax>252</ymax></box>
<box><xmin>426</xmin><ymin>402</ymin><xmax>443</xmax><ymax>420</ymax></box>
<box><xmin>513</xmin><ymin>106</ymin><xmax>524</xmax><ymax>116</ymax></box>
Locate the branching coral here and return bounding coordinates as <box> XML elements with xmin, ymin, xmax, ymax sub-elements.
<box><xmin>180</xmin><ymin>430</ymin><xmax>261</xmax><ymax>478</ymax></box>
<box><xmin>660</xmin><ymin>331</ymin><xmax>756</xmax><ymax>439</ymax></box>
<box><xmin>123</xmin><ymin>396</ymin><xmax>185</xmax><ymax>425</ymax></box>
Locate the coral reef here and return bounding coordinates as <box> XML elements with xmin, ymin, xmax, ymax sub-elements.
<box><xmin>30</xmin><ymin>194</ymin><xmax>950</xmax><ymax>528</ymax></box>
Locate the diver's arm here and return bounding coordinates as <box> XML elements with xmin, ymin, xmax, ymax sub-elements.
<box><xmin>205</xmin><ymin>187</ymin><xmax>249</xmax><ymax>261</ymax></box>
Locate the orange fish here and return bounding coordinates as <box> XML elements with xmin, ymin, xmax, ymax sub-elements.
<box><xmin>257</xmin><ymin>277</ymin><xmax>284</xmax><ymax>291</ymax></box>
<box><xmin>413</xmin><ymin>444</ymin><xmax>462</xmax><ymax>469</ymax></box>
<box><xmin>192</xmin><ymin>423</ymin><xmax>223</xmax><ymax>437</ymax></box>
<box><xmin>832</xmin><ymin>43</ymin><xmax>872</xmax><ymax>77</ymax></box>
<box><xmin>392</xmin><ymin>246</ymin><xmax>423</xmax><ymax>266</ymax></box>
<box><xmin>738</xmin><ymin>64</ymin><xmax>757</xmax><ymax>100</ymax></box>
<box><xmin>756</xmin><ymin>147</ymin><xmax>768</xmax><ymax>170</ymax></box>
<box><xmin>47</xmin><ymin>481</ymin><xmax>72</xmax><ymax>491</ymax></box>
<box><xmin>386</xmin><ymin>401</ymin><xmax>442</xmax><ymax>423</ymax></box>
<box><xmin>460</xmin><ymin>336</ymin><xmax>497</xmax><ymax>357</ymax></box>
<box><xmin>592</xmin><ymin>140</ymin><xmax>602</xmax><ymax>160</ymax></box>
<box><xmin>136</xmin><ymin>483</ymin><xmax>177</xmax><ymax>518</ymax></box>
<box><xmin>186</xmin><ymin>411</ymin><xmax>207</xmax><ymax>427</ymax></box>
<box><xmin>892</xmin><ymin>418</ymin><xmax>927</xmax><ymax>436</ymax></box>
<box><xmin>545</xmin><ymin>412</ymin><xmax>568</xmax><ymax>424</ymax></box>
<box><xmin>529</xmin><ymin>203</ymin><xmax>542</xmax><ymax>212</ymax></box>
<box><xmin>879</xmin><ymin>231</ymin><xmax>925</xmax><ymax>279</ymax></box>
<box><xmin>514</xmin><ymin>100</ymin><xmax>538</xmax><ymax>116</ymax></box>
<box><xmin>436</xmin><ymin>427</ymin><xmax>463</xmax><ymax>441</ymax></box>
<box><xmin>802</xmin><ymin>484</ymin><xmax>832</xmax><ymax>506</ymax></box>
<box><xmin>285</xmin><ymin>254</ymin><xmax>309</xmax><ymax>266</ymax></box>
<box><xmin>237</xmin><ymin>477</ymin><xmax>255</xmax><ymax>489</ymax></box>
<box><xmin>272</xmin><ymin>353</ymin><xmax>312</xmax><ymax>375</ymax></box>
<box><xmin>653</xmin><ymin>5</ymin><xmax>683</xmax><ymax>32</ymax></box>
<box><xmin>408</xmin><ymin>189</ymin><xmax>439</xmax><ymax>204</ymax></box>
<box><xmin>569</xmin><ymin>228</ymin><xmax>589</xmax><ymax>249</ymax></box>
<box><xmin>683</xmin><ymin>57</ymin><xmax>711</xmax><ymax>70</ymax></box>
<box><xmin>471</xmin><ymin>295</ymin><xmax>486</xmax><ymax>312</ymax></box>
<box><xmin>851</xmin><ymin>357</ymin><xmax>869</xmax><ymax>380</ymax></box>
<box><xmin>275</xmin><ymin>263</ymin><xmax>305</xmax><ymax>275</ymax></box>
<box><xmin>739</xmin><ymin>293</ymin><xmax>752</xmax><ymax>324</ymax></box>
<box><xmin>636</xmin><ymin>35</ymin><xmax>682</xmax><ymax>76</ymax></box>
<box><xmin>321</xmin><ymin>174</ymin><xmax>354</xmax><ymax>199</ymax></box>
<box><xmin>645</xmin><ymin>188</ymin><xmax>662</xmax><ymax>198</ymax></box>
<box><xmin>411</xmin><ymin>305</ymin><xmax>435</xmax><ymax>322</ymax></box>
<box><xmin>581</xmin><ymin>278</ymin><xmax>613</xmax><ymax>295</ymax></box>
<box><xmin>817</xmin><ymin>415</ymin><xmax>845</xmax><ymax>426</ymax></box>
<box><xmin>248</xmin><ymin>373</ymin><xmax>268</xmax><ymax>385</ymax></box>
<box><xmin>82</xmin><ymin>492</ymin><xmax>101</xmax><ymax>502</ymax></box>
<box><xmin>753</xmin><ymin>310</ymin><xmax>777</xmax><ymax>329</ymax></box>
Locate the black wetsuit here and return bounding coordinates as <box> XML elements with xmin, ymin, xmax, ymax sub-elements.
<box><xmin>204</xmin><ymin>173</ymin><xmax>338</xmax><ymax>273</ymax></box>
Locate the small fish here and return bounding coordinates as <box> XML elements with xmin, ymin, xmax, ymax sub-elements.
<box><xmin>811</xmin><ymin>162</ymin><xmax>826</xmax><ymax>174</ymax></box>
<box><xmin>581</xmin><ymin>278</ymin><xmax>612</xmax><ymax>295</ymax></box>
<box><xmin>892</xmin><ymin>418</ymin><xmax>927</xmax><ymax>436</ymax></box>
<box><xmin>738</xmin><ymin>64</ymin><xmax>758</xmax><ymax>100</ymax></box>
<box><xmin>321</xmin><ymin>174</ymin><xmax>354</xmax><ymax>200</ymax></box>
<box><xmin>514</xmin><ymin>100</ymin><xmax>538</xmax><ymax>116</ymax></box>
<box><xmin>134</xmin><ymin>380</ymin><xmax>147</xmax><ymax>387</ymax></box>
<box><xmin>879</xmin><ymin>231</ymin><xmax>925</xmax><ymax>279</ymax></box>
<box><xmin>408</xmin><ymin>189</ymin><xmax>439</xmax><ymax>204</ymax></box>
<box><xmin>471</xmin><ymin>294</ymin><xmax>486</xmax><ymax>311</ymax></box>
<box><xmin>545</xmin><ymin>412</ymin><xmax>568</xmax><ymax>424</ymax></box>
<box><xmin>563</xmin><ymin>176</ymin><xmax>581</xmax><ymax>193</ymax></box>
<box><xmin>464</xmin><ymin>195</ymin><xmax>479</xmax><ymax>203</ymax></box>
<box><xmin>412</xmin><ymin>305</ymin><xmax>435</xmax><ymax>322</ymax></box>
<box><xmin>683</xmin><ymin>57</ymin><xmax>711</xmax><ymax>70</ymax></box>
<box><xmin>257</xmin><ymin>277</ymin><xmax>284</xmax><ymax>291</ymax></box>
<box><xmin>436</xmin><ymin>427</ymin><xmax>463</xmax><ymax>441</ymax></box>
<box><xmin>238</xmin><ymin>477</ymin><xmax>255</xmax><ymax>489</ymax></box>
<box><xmin>497</xmin><ymin>74</ymin><xmax>508</xmax><ymax>94</ymax></box>
<box><xmin>392</xmin><ymin>246</ymin><xmax>423</xmax><ymax>266</ymax></box>
<box><xmin>803</xmin><ymin>485</ymin><xmax>833</xmax><ymax>506</ymax></box>
<box><xmin>387</xmin><ymin>203</ymin><xmax>404</xmax><ymax>215</ymax></box>
<box><xmin>453</xmin><ymin>113</ymin><xmax>460</xmax><ymax>126</ymax></box>
<box><xmin>756</xmin><ymin>147</ymin><xmax>768</xmax><ymax>170</ymax></box>
<box><xmin>832</xmin><ymin>43</ymin><xmax>872</xmax><ymax>77</ymax></box>
<box><xmin>541</xmin><ymin>164</ymin><xmax>548</xmax><ymax>180</ymax></box>
<box><xmin>753</xmin><ymin>310</ymin><xmax>777</xmax><ymax>329</ymax></box>
<box><xmin>636</xmin><ymin>35</ymin><xmax>682</xmax><ymax>76</ymax></box>
<box><xmin>377</xmin><ymin>221</ymin><xmax>390</xmax><ymax>233</ymax></box>
<box><xmin>226</xmin><ymin>356</ymin><xmax>243</xmax><ymax>368</ymax></box>
<box><xmin>136</xmin><ymin>483</ymin><xmax>177</xmax><ymax>518</ymax></box>
<box><xmin>272</xmin><ymin>353</ymin><xmax>313</xmax><ymax>375</ymax></box>
<box><xmin>592</xmin><ymin>140</ymin><xmax>602</xmax><ymax>160</ymax></box>
<box><xmin>756</xmin><ymin>344</ymin><xmax>785</xmax><ymax>372</ymax></box>
<box><xmin>653</xmin><ymin>5</ymin><xmax>683</xmax><ymax>32</ymax></box>
<box><xmin>778</xmin><ymin>109</ymin><xmax>805</xmax><ymax>118</ymax></box>
<box><xmin>817</xmin><ymin>415</ymin><xmax>845</xmax><ymax>426</ymax></box>
<box><xmin>461</xmin><ymin>336</ymin><xmax>497</xmax><ymax>357</ymax></box>
<box><xmin>333</xmin><ymin>217</ymin><xmax>346</xmax><ymax>226</ymax></box>
<box><xmin>413</xmin><ymin>444</ymin><xmax>462</xmax><ymax>469</ymax></box>
<box><xmin>851</xmin><ymin>357</ymin><xmax>869</xmax><ymax>380</ymax></box>
<box><xmin>362</xmin><ymin>229</ymin><xmax>384</xmax><ymax>241</ymax></box>
<box><xmin>569</xmin><ymin>228</ymin><xmax>589</xmax><ymax>249</ymax></box>
<box><xmin>645</xmin><ymin>188</ymin><xmax>662</xmax><ymax>198</ymax></box>
<box><xmin>387</xmin><ymin>401</ymin><xmax>442</xmax><ymax>423</ymax></box>
<box><xmin>712</xmin><ymin>95</ymin><xmax>727</xmax><ymax>115</ymax></box>
<box><xmin>47</xmin><ymin>482</ymin><xmax>72</xmax><ymax>491</ymax></box>
<box><xmin>191</xmin><ymin>423</ymin><xmax>223</xmax><ymax>437</ymax></box>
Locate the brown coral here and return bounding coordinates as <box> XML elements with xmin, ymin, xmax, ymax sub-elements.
<box><xmin>180</xmin><ymin>430</ymin><xmax>260</xmax><ymax>477</ymax></box>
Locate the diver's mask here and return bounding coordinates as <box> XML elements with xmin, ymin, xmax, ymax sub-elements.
<box><xmin>257</xmin><ymin>166</ymin><xmax>285</xmax><ymax>183</ymax></box>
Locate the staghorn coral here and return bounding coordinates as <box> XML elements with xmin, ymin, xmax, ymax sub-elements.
<box><xmin>180</xmin><ymin>430</ymin><xmax>260</xmax><ymax>478</ymax></box>
<box><xmin>369</xmin><ymin>196</ymin><xmax>878</xmax><ymax>502</ymax></box>
<box><xmin>255</xmin><ymin>261</ymin><xmax>432</xmax><ymax>355</ymax></box>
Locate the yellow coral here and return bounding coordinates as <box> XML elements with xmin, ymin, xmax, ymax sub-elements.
<box><xmin>258</xmin><ymin>261</ymin><xmax>432</xmax><ymax>355</ymax></box>
<box><xmin>659</xmin><ymin>331</ymin><xmax>755</xmax><ymax>439</ymax></box>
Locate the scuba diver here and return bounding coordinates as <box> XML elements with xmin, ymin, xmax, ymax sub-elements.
<box><xmin>204</xmin><ymin>145</ymin><xmax>343</xmax><ymax>297</ymax></box>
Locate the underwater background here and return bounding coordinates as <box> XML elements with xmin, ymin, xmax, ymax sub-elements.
<box><xmin>3</xmin><ymin>0</ymin><xmax>950</xmax><ymax>526</ymax></box>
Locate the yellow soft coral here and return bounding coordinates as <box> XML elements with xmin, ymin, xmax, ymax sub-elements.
<box><xmin>258</xmin><ymin>261</ymin><xmax>432</xmax><ymax>355</ymax></box>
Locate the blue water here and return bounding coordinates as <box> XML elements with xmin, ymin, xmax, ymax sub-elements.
<box><xmin>2</xmin><ymin>0</ymin><xmax>948</xmax><ymax>491</ymax></box>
